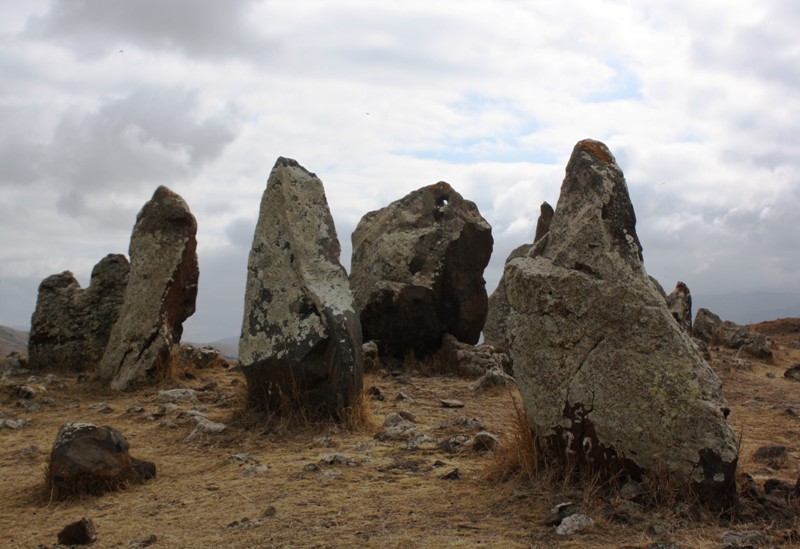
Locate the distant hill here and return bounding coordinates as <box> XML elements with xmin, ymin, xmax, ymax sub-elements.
<box><xmin>0</xmin><ymin>326</ymin><xmax>28</xmax><ymax>357</ymax></box>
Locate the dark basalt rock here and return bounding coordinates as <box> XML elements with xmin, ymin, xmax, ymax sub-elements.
<box><xmin>350</xmin><ymin>182</ymin><xmax>492</xmax><ymax>359</ymax></box>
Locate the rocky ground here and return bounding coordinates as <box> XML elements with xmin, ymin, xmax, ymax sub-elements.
<box><xmin>1</xmin><ymin>320</ymin><xmax>799</xmax><ymax>548</ymax></box>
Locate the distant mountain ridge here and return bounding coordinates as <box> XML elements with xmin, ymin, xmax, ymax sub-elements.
<box><xmin>694</xmin><ymin>292</ymin><xmax>800</xmax><ymax>326</ymax></box>
<box><xmin>0</xmin><ymin>325</ymin><xmax>28</xmax><ymax>356</ymax></box>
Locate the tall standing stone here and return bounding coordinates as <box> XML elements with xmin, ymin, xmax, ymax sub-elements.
<box><xmin>97</xmin><ymin>186</ymin><xmax>199</xmax><ymax>391</ymax></box>
<box><xmin>239</xmin><ymin>158</ymin><xmax>363</xmax><ymax>416</ymax></box>
<box><xmin>29</xmin><ymin>254</ymin><xmax>129</xmax><ymax>372</ymax></box>
<box><xmin>666</xmin><ymin>281</ymin><xmax>693</xmax><ymax>334</ymax></box>
<box><xmin>350</xmin><ymin>182</ymin><xmax>493</xmax><ymax>358</ymax></box>
<box><xmin>504</xmin><ymin>140</ymin><xmax>738</xmax><ymax>509</ymax></box>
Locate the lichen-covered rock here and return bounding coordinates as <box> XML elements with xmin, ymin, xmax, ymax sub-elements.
<box><xmin>484</xmin><ymin>202</ymin><xmax>552</xmax><ymax>351</ymax></box>
<box><xmin>238</xmin><ymin>157</ymin><xmax>363</xmax><ymax>416</ymax></box>
<box><xmin>505</xmin><ymin>140</ymin><xmax>738</xmax><ymax>509</ymax></box>
<box><xmin>351</xmin><ymin>182</ymin><xmax>492</xmax><ymax>358</ymax></box>
<box><xmin>666</xmin><ymin>281</ymin><xmax>693</xmax><ymax>334</ymax></box>
<box><xmin>437</xmin><ymin>333</ymin><xmax>511</xmax><ymax>376</ymax></box>
<box><xmin>97</xmin><ymin>187</ymin><xmax>198</xmax><ymax>391</ymax></box>
<box><xmin>29</xmin><ymin>254</ymin><xmax>129</xmax><ymax>372</ymax></box>
<box><xmin>47</xmin><ymin>423</ymin><xmax>156</xmax><ymax>499</ymax></box>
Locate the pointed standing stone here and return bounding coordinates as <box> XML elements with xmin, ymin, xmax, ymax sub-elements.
<box><xmin>97</xmin><ymin>186</ymin><xmax>198</xmax><ymax>390</ymax></box>
<box><xmin>505</xmin><ymin>140</ymin><xmax>738</xmax><ymax>509</ymax></box>
<box><xmin>239</xmin><ymin>158</ymin><xmax>363</xmax><ymax>416</ymax></box>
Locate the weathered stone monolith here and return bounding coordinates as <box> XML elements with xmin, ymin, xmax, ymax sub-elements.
<box><xmin>238</xmin><ymin>157</ymin><xmax>363</xmax><ymax>416</ymax></box>
<box><xmin>97</xmin><ymin>186</ymin><xmax>198</xmax><ymax>390</ymax></box>
<box><xmin>666</xmin><ymin>281</ymin><xmax>693</xmax><ymax>334</ymax></box>
<box><xmin>29</xmin><ymin>254</ymin><xmax>129</xmax><ymax>372</ymax></box>
<box><xmin>350</xmin><ymin>182</ymin><xmax>492</xmax><ymax>358</ymax></box>
<box><xmin>504</xmin><ymin>140</ymin><xmax>738</xmax><ymax>509</ymax></box>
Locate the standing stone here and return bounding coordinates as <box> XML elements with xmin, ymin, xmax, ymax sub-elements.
<box><xmin>350</xmin><ymin>182</ymin><xmax>492</xmax><ymax>358</ymax></box>
<box><xmin>29</xmin><ymin>254</ymin><xmax>129</xmax><ymax>372</ymax></box>
<box><xmin>484</xmin><ymin>202</ymin><xmax>553</xmax><ymax>351</ymax></box>
<box><xmin>97</xmin><ymin>186</ymin><xmax>198</xmax><ymax>391</ymax></box>
<box><xmin>239</xmin><ymin>157</ymin><xmax>363</xmax><ymax>416</ymax></box>
<box><xmin>666</xmin><ymin>281</ymin><xmax>693</xmax><ymax>334</ymax></box>
<box><xmin>694</xmin><ymin>308</ymin><xmax>722</xmax><ymax>342</ymax></box>
<box><xmin>504</xmin><ymin>140</ymin><xmax>738</xmax><ymax>509</ymax></box>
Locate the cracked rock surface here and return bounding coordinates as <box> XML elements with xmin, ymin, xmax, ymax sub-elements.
<box><xmin>504</xmin><ymin>139</ymin><xmax>738</xmax><ymax>509</ymax></box>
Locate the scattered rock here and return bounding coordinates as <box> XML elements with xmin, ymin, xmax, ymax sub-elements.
<box><xmin>47</xmin><ymin>423</ymin><xmax>156</xmax><ymax>499</ymax></box>
<box><xmin>262</xmin><ymin>506</ymin><xmax>277</xmax><ymax>518</ymax></box>
<box><xmin>440</xmin><ymin>399</ymin><xmax>464</xmax><ymax>409</ymax></box>
<box><xmin>440</xmin><ymin>468</ymin><xmax>460</xmax><ymax>480</ymax></box>
<box><xmin>666</xmin><ymin>282</ymin><xmax>693</xmax><ymax>334</ymax></box>
<box><xmin>185</xmin><ymin>417</ymin><xmax>227</xmax><ymax>441</ymax></box>
<box><xmin>238</xmin><ymin>158</ymin><xmax>363</xmax><ymax>416</ymax></box>
<box><xmin>437</xmin><ymin>333</ymin><xmax>512</xmax><ymax>376</ymax></box>
<box><xmin>320</xmin><ymin>453</ymin><xmax>360</xmax><ymax>467</ymax></box>
<box><xmin>452</xmin><ymin>415</ymin><xmax>483</xmax><ymax>430</ymax></box>
<box><xmin>471</xmin><ymin>431</ymin><xmax>500</xmax><ymax>452</ymax></box>
<box><xmin>555</xmin><ymin>513</ymin><xmax>594</xmax><ymax>535</ymax></box>
<box><xmin>158</xmin><ymin>388</ymin><xmax>198</xmax><ymax>403</ymax></box>
<box><xmin>504</xmin><ymin>140</ymin><xmax>738</xmax><ymax>510</ymax></box>
<box><xmin>362</xmin><ymin>341</ymin><xmax>380</xmax><ymax>370</ymax></box>
<box><xmin>57</xmin><ymin>517</ymin><xmax>97</xmax><ymax>545</ymax></box>
<box><xmin>438</xmin><ymin>435</ymin><xmax>470</xmax><ymax>454</ymax></box>
<box><xmin>97</xmin><ymin>186</ymin><xmax>199</xmax><ymax>390</ymax></box>
<box><xmin>377</xmin><ymin>412</ymin><xmax>418</xmax><ymax>440</ymax></box>
<box><xmin>545</xmin><ymin>502</ymin><xmax>579</xmax><ymax>526</ymax></box>
<box><xmin>784</xmin><ymin>364</ymin><xmax>800</xmax><ymax>381</ymax></box>
<box><xmin>242</xmin><ymin>464</ymin><xmax>269</xmax><ymax>477</ymax></box>
<box><xmin>226</xmin><ymin>454</ymin><xmax>260</xmax><ymax>465</ymax></box>
<box><xmin>29</xmin><ymin>254</ymin><xmax>129</xmax><ymax>373</ymax></box>
<box><xmin>395</xmin><ymin>391</ymin><xmax>414</xmax><ymax>402</ymax></box>
<box><xmin>368</xmin><ymin>386</ymin><xmax>385</xmax><ymax>401</ymax></box>
<box><xmin>178</xmin><ymin>344</ymin><xmax>227</xmax><ymax>370</ymax></box>
<box><xmin>350</xmin><ymin>181</ymin><xmax>493</xmax><ymax>359</ymax></box>
<box><xmin>468</xmin><ymin>366</ymin><xmax>515</xmax><ymax>391</ymax></box>
<box><xmin>1</xmin><ymin>418</ymin><xmax>31</xmax><ymax>429</ymax></box>
<box><xmin>721</xmin><ymin>530</ymin><xmax>768</xmax><ymax>548</ymax></box>
<box><xmin>752</xmin><ymin>445</ymin><xmax>788</xmax><ymax>468</ymax></box>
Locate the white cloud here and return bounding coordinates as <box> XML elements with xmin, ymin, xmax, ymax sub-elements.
<box><xmin>1</xmin><ymin>0</ymin><xmax>799</xmax><ymax>340</ymax></box>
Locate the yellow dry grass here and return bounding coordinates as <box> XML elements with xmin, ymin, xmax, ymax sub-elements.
<box><xmin>1</xmin><ymin>320</ymin><xmax>799</xmax><ymax>548</ymax></box>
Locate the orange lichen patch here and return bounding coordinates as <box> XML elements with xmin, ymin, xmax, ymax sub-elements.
<box><xmin>577</xmin><ymin>139</ymin><xmax>615</xmax><ymax>165</ymax></box>
<box><xmin>426</xmin><ymin>181</ymin><xmax>453</xmax><ymax>201</ymax></box>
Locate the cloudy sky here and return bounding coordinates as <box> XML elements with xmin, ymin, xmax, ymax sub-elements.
<box><xmin>1</xmin><ymin>0</ymin><xmax>798</xmax><ymax>342</ymax></box>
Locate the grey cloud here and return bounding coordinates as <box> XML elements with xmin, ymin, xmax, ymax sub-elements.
<box><xmin>25</xmin><ymin>0</ymin><xmax>272</xmax><ymax>60</ymax></box>
<box><xmin>1</xmin><ymin>88</ymin><xmax>239</xmax><ymax>222</ymax></box>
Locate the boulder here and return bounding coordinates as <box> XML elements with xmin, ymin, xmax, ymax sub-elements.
<box><xmin>47</xmin><ymin>423</ymin><xmax>155</xmax><ymax>499</ymax></box>
<box><xmin>693</xmin><ymin>308</ymin><xmax>722</xmax><ymax>342</ymax></box>
<box><xmin>484</xmin><ymin>202</ymin><xmax>553</xmax><ymax>351</ymax></box>
<box><xmin>97</xmin><ymin>186</ymin><xmax>199</xmax><ymax>390</ymax></box>
<box><xmin>504</xmin><ymin>140</ymin><xmax>738</xmax><ymax>509</ymax></box>
<box><xmin>57</xmin><ymin>518</ymin><xmax>97</xmax><ymax>545</ymax></box>
<box><xmin>29</xmin><ymin>254</ymin><xmax>129</xmax><ymax>372</ymax></box>
<box><xmin>714</xmin><ymin>321</ymin><xmax>773</xmax><ymax>360</ymax></box>
<box><xmin>350</xmin><ymin>182</ymin><xmax>492</xmax><ymax>358</ymax></box>
<box><xmin>238</xmin><ymin>157</ymin><xmax>363</xmax><ymax>416</ymax></box>
<box><xmin>666</xmin><ymin>281</ymin><xmax>693</xmax><ymax>334</ymax></box>
<box><xmin>437</xmin><ymin>333</ymin><xmax>511</xmax><ymax>376</ymax></box>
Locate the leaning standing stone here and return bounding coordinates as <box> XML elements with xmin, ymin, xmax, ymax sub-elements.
<box><xmin>97</xmin><ymin>186</ymin><xmax>199</xmax><ymax>390</ymax></box>
<box><xmin>505</xmin><ymin>140</ymin><xmax>738</xmax><ymax>509</ymax></box>
<box><xmin>238</xmin><ymin>157</ymin><xmax>363</xmax><ymax>417</ymax></box>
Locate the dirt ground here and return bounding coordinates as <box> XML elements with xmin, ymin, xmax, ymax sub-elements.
<box><xmin>1</xmin><ymin>320</ymin><xmax>799</xmax><ymax>548</ymax></box>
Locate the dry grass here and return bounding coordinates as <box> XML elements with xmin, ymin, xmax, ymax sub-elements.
<box><xmin>1</xmin><ymin>321</ymin><xmax>799</xmax><ymax>547</ymax></box>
